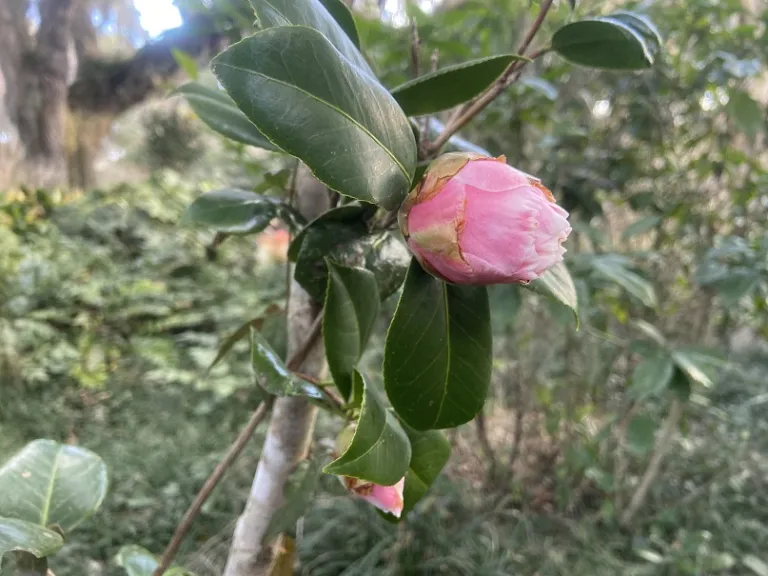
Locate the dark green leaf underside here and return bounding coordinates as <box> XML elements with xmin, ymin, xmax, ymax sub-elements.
<box><xmin>391</xmin><ymin>54</ymin><xmax>527</xmax><ymax>116</ymax></box>
<box><xmin>552</xmin><ymin>19</ymin><xmax>654</xmax><ymax>70</ymax></box>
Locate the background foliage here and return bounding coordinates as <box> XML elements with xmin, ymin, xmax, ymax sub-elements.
<box><xmin>1</xmin><ymin>0</ymin><xmax>768</xmax><ymax>574</ymax></box>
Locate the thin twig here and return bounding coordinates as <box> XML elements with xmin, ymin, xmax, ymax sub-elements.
<box><xmin>620</xmin><ymin>399</ymin><xmax>683</xmax><ymax>526</ymax></box>
<box><xmin>425</xmin><ymin>0</ymin><xmax>554</xmax><ymax>155</ymax></box>
<box><xmin>153</xmin><ymin>399</ymin><xmax>273</xmax><ymax>576</ymax></box>
<box><xmin>409</xmin><ymin>20</ymin><xmax>421</xmax><ymax>79</ymax></box>
<box><xmin>475</xmin><ymin>411</ymin><xmax>499</xmax><ymax>487</ymax></box>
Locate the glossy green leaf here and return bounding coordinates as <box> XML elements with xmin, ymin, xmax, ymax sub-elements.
<box><xmin>552</xmin><ymin>18</ymin><xmax>655</xmax><ymax>70</ymax></box>
<box><xmin>607</xmin><ymin>12</ymin><xmax>663</xmax><ymax>60</ymax></box>
<box><xmin>323</xmin><ymin>262</ymin><xmax>380</xmax><ymax>400</ymax></box>
<box><xmin>250</xmin><ymin>328</ymin><xmax>299</xmax><ymax>396</ymax></box>
<box><xmin>290</xmin><ymin>206</ymin><xmax>371</xmax><ymax>301</ymax></box>
<box><xmin>622</xmin><ymin>215</ymin><xmax>662</xmax><ymax>240</ymax></box>
<box><xmin>0</xmin><ymin>519</ymin><xmax>63</xmax><ymax>559</ymax></box>
<box><xmin>171</xmin><ymin>49</ymin><xmax>198</xmax><ymax>80</ymax></box>
<box><xmin>384</xmin><ymin>259</ymin><xmax>492</xmax><ymax>430</ymax></box>
<box><xmin>264</xmin><ymin>458</ymin><xmax>321</xmax><ymax>542</ymax></box>
<box><xmin>0</xmin><ymin>440</ymin><xmax>108</xmax><ymax>533</ymax></box>
<box><xmin>249</xmin><ymin>0</ymin><xmax>370</xmax><ymax>73</ymax></box>
<box><xmin>213</xmin><ymin>26</ymin><xmax>416</xmax><ymax>210</ymax></box>
<box><xmin>626</xmin><ymin>414</ymin><xmax>656</xmax><ymax>455</ymax></box>
<box><xmin>401</xmin><ymin>426</ymin><xmax>450</xmax><ymax>515</ymax></box>
<box><xmin>592</xmin><ymin>255</ymin><xmax>657</xmax><ymax>307</ymax></box>
<box><xmin>524</xmin><ymin>262</ymin><xmax>579</xmax><ymax>321</ymax></box>
<box><xmin>317</xmin><ymin>0</ymin><xmax>360</xmax><ymax>49</ymax></box>
<box><xmin>672</xmin><ymin>346</ymin><xmax>724</xmax><ymax>389</ymax></box>
<box><xmin>289</xmin><ymin>205</ymin><xmax>404</xmax><ymax>302</ymax></box>
<box><xmin>364</xmin><ymin>232</ymin><xmax>411</xmax><ymax>300</ymax></box>
<box><xmin>391</xmin><ymin>55</ymin><xmax>527</xmax><ymax>116</ymax></box>
<box><xmin>629</xmin><ymin>351</ymin><xmax>674</xmax><ymax>400</ymax></box>
<box><xmin>174</xmin><ymin>83</ymin><xmax>279</xmax><ymax>151</ymax></box>
<box><xmin>249</xmin><ymin>329</ymin><xmax>336</xmax><ymax>409</ymax></box>
<box><xmin>324</xmin><ymin>372</ymin><xmax>411</xmax><ymax>485</ymax></box>
<box><xmin>288</xmin><ymin>205</ymin><xmax>371</xmax><ymax>263</ymax></box>
<box><xmin>180</xmin><ymin>190</ymin><xmax>302</xmax><ymax>234</ymax></box>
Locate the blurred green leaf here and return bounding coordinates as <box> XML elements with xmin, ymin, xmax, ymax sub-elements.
<box><xmin>519</xmin><ymin>76</ymin><xmax>559</xmax><ymax>100</ymax></box>
<box><xmin>324</xmin><ymin>372</ymin><xmax>411</xmax><ymax>485</ymax></box>
<box><xmin>671</xmin><ymin>346</ymin><xmax>724</xmax><ymax>388</ymax></box>
<box><xmin>713</xmin><ymin>270</ymin><xmax>761</xmax><ymax>305</ymax></box>
<box><xmin>0</xmin><ymin>519</ymin><xmax>63</xmax><ymax>560</ymax></box>
<box><xmin>171</xmin><ymin>49</ymin><xmax>198</xmax><ymax>80</ymax></box>
<box><xmin>174</xmin><ymin>83</ymin><xmax>279</xmax><ymax>151</ymax></box>
<box><xmin>384</xmin><ymin>259</ymin><xmax>492</xmax><ymax>430</ymax></box>
<box><xmin>622</xmin><ymin>215</ymin><xmax>662</xmax><ymax>240</ymax></box>
<box><xmin>626</xmin><ymin>414</ymin><xmax>656</xmax><ymax>455</ymax></box>
<box><xmin>743</xmin><ymin>555</ymin><xmax>768</xmax><ymax>576</ymax></box>
<box><xmin>0</xmin><ymin>550</ymin><xmax>49</xmax><ymax>576</ymax></box>
<box><xmin>727</xmin><ymin>90</ymin><xmax>763</xmax><ymax>140</ymax></box>
<box><xmin>0</xmin><ymin>440</ymin><xmax>108</xmax><ymax>533</ymax></box>
<box><xmin>629</xmin><ymin>351</ymin><xmax>674</xmax><ymax>399</ymax></box>
<box><xmin>631</xmin><ymin>319</ymin><xmax>667</xmax><ymax>347</ymax></box>
<box><xmin>180</xmin><ymin>190</ymin><xmax>302</xmax><ymax>234</ymax></box>
<box><xmin>391</xmin><ymin>55</ymin><xmax>527</xmax><ymax>116</ymax></box>
<box><xmin>213</xmin><ymin>26</ymin><xmax>416</xmax><ymax>209</ymax></box>
<box><xmin>323</xmin><ymin>262</ymin><xmax>380</xmax><ymax>400</ymax></box>
<box><xmin>115</xmin><ymin>546</ymin><xmax>158</xmax><ymax>576</ymax></box>
<box><xmin>552</xmin><ymin>17</ymin><xmax>656</xmax><ymax>70</ymax></box>
<box><xmin>592</xmin><ymin>255</ymin><xmax>657</xmax><ymax>307</ymax></box>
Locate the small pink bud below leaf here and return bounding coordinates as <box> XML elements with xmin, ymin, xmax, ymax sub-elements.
<box><xmin>341</xmin><ymin>476</ymin><xmax>405</xmax><ymax>518</ymax></box>
<box><xmin>399</xmin><ymin>152</ymin><xmax>572</xmax><ymax>285</ymax></box>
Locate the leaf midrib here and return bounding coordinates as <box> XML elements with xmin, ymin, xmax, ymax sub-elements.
<box><xmin>432</xmin><ymin>283</ymin><xmax>452</xmax><ymax>428</ymax></box>
<box><xmin>40</xmin><ymin>448</ymin><xmax>61</xmax><ymax>527</ymax></box>
<box><xmin>214</xmin><ymin>61</ymin><xmax>410</xmax><ymax>182</ymax></box>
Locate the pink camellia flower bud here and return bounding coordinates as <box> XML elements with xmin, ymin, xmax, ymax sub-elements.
<box><xmin>342</xmin><ymin>476</ymin><xmax>405</xmax><ymax>518</ymax></box>
<box><xmin>399</xmin><ymin>152</ymin><xmax>571</xmax><ymax>285</ymax></box>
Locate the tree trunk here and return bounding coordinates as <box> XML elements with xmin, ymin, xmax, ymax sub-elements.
<box><xmin>223</xmin><ymin>168</ymin><xmax>329</xmax><ymax>576</ymax></box>
<box><xmin>14</xmin><ymin>0</ymin><xmax>75</xmax><ymax>187</ymax></box>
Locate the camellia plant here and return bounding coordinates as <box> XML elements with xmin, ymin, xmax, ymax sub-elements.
<box><xmin>174</xmin><ymin>1</ymin><xmax>662</xmax><ymax>573</ymax></box>
<box><xmin>0</xmin><ymin>1</ymin><xmax>667</xmax><ymax>574</ymax></box>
